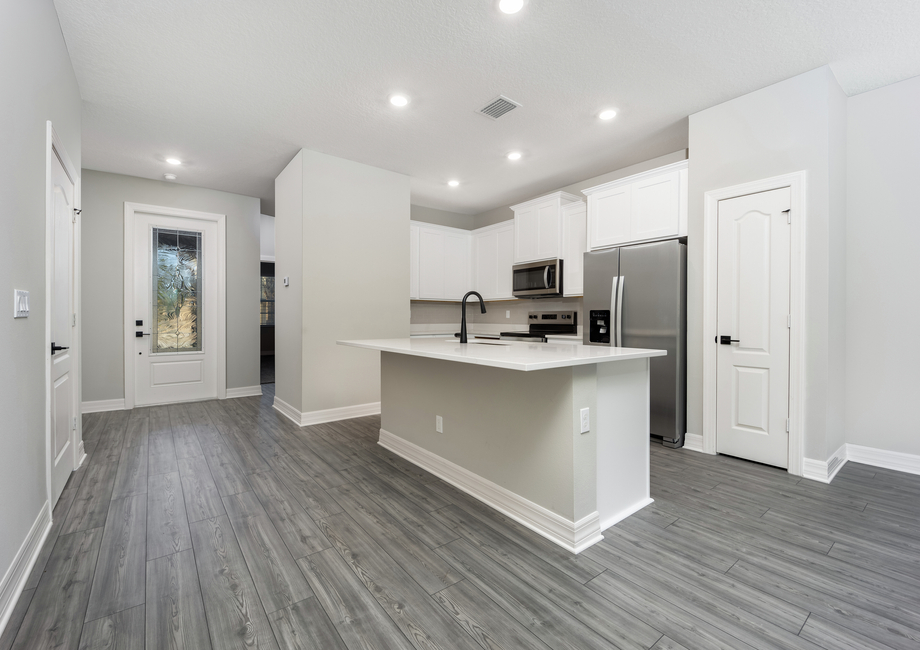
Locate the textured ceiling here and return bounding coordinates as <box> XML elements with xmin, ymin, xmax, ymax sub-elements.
<box><xmin>54</xmin><ymin>0</ymin><xmax>920</xmax><ymax>215</ymax></box>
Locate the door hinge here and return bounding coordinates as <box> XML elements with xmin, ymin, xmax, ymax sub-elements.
<box><xmin>783</xmin><ymin>208</ymin><xmax>791</xmax><ymax>224</ymax></box>
<box><xmin>72</xmin><ymin>313</ymin><xmax>76</xmax><ymax>327</ymax></box>
<box><xmin>73</xmin><ymin>416</ymin><xmax>77</xmax><ymax>431</ymax></box>
<box><xmin>786</xmin><ymin>418</ymin><xmax>790</xmax><ymax>432</ymax></box>
<box><xmin>787</xmin><ymin>314</ymin><xmax>791</xmax><ymax>328</ymax></box>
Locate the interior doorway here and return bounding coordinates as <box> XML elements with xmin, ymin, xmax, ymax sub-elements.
<box><xmin>123</xmin><ymin>203</ymin><xmax>227</xmax><ymax>409</ymax></box>
<box><xmin>260</xmin><ymin>261</ymin><xmax>275</xmax><ymax>384</ymax></box>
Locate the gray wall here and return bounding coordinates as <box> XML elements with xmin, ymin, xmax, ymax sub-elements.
<box><xmin>81</xmin><ymin>170</ymin><xmax>261</xmax><ymax>401</ymax></box>
<box><xmin>688</xmin><ymin>66</ymin><xmax>848</xmax><ymax>462</ymax></box>
<box><xmin>275</xmin><ymin>149</ymin><xmax>410</xmax><ymax>415</ymax></box>
<box><xmin>0</xmin><ymin>0</ymin><xmax>81</xmax><ymax>604</ymax></box>
<box><xmin>473</xmin><ymin>151</ymin><xmax>688</xmax><ymax>229</ymax></box>
<box><xmin>845</xmin><ymin>74</ymin><xmax>920</xmax><ymax>456</ymax></box>
<box><xmin>410</xmin><ymin>205</ymin><xmax>474</xmax><ymax>230</ymax></box>
<box><xmin>274</xmin><ymin>153</ymin><xmax>304</xmax><ymax>410</ymax></box>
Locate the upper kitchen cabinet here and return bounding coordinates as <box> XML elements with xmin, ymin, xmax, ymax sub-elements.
<box><xmin>561</xmin><ymin>201</ymin><xmax>587</xmax><ymax>296</ymax></box>
<box><xmin>472</xmin><ymin>221</ymin><xmax>514</xmax><ymax>300</ymax></box>
<box><xmin>511</xmin><ymin>191</ymin><xmax>583</xmax><ymax>263</ymax></box>
<box><xmin>582</xmin><ymin>160</ymin><xmax>688</xmax><ymax>250</ymax></box>
<box><xmin>412</xmin><ymin>221</ymin><xmax>472</xmax><ymax>301</ymax></box>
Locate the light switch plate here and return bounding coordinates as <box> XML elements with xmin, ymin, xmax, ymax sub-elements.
<box><xmin>282</xmin><ymin>276</ymin><xmax>290</xmax><ymax>286</ymax></box>
<box><xmin>580</xmin><ymin>407</ymin><xmax>590</xmax><ymax>433</ymax></box>
<box><xmin>14</xmin><ymin>290</ymin><xmax>29</xmax><ymax>318</ymax></box>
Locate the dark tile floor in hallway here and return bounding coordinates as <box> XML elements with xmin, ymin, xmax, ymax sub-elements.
<box><xmin>3</xmin><ymin>383</ymin><xmax>920</xmax><ymax>649</ymax></box>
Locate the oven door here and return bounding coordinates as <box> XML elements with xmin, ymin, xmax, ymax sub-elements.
<box><xmin>512</xmin><ymin>259</ymin><xmax>563</xmax><ymax>298</ymax></box>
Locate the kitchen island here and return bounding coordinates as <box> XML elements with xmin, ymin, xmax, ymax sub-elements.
<box><xmin>338</xmin><ymin>338</ymin><xmax>666</xmax><ymax>553</ymax></box>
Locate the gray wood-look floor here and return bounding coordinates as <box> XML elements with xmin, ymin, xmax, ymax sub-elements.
<box><xmin>4</xmin><ymin>384</ymin><xmax>920</xmax><ymax>650</ymax></box>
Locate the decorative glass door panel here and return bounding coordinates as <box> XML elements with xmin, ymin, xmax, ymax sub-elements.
<box><xmin>152</xmin><ymin>228</ymin><xmax>202</xmax><ymax>353</ymax></box>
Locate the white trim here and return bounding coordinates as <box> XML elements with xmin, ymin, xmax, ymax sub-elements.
<box><xmin>682</xmin><ymin>433</ymin><xmax>705</xmax><ymax>453</ymax></box>
<box><xmin>846</xmin><ymin>444</ymin><xmax>920</xmax><ymax>476</ymax></box>
<box><xmin>45</xmin><ymin>123</ymin><xmax>82</xmax><ymax>509</ymax></box>
<box><xmin>379</xmin><ymin>428</ymin><xmax>603</xmax><ymax>554</ymax></box>
<box><xmin>225</xmin><ymin>385</ymin><xmax>263</xmax><ymax>399</ymax></box>
<box><xmin>81</xmin><ymin>398</ymin><xmax>126</xmax><ymax>414</ymax></box>
<box><xmin>509</xmin><ymin>190</ymin><xmax>582</xmax><ymax>212</ymax></box>
<box><xmin>0</xmin><ymin>501</ymin><xmax>51</xmax><ymax>638</ymax></box>
<box><xmin>701</xmin><ymin>171</ymin><xmax>807</xmax><ymax>476</ymax></box>
<box><xmin>802</xmin><ymin>443</ymin><xmax>847</xmax><ymax>483</ymax></box>
<box><xmin>580</xmin><ymin>159</ymin><xmax>689</xmax><ymax>196</ymax></box>
<box><xmin>123</xmin><ymin>202</ymin><xmax>227</xmax><ymax>410</ymax></box>
<box><xmin>272</xmin><ymin>396</ymin><xmax>381</xmax><ymax>427</ymax></box>
<box><xmin>260</xmin><ymin>255</ymin><xmax>276</xmax><ymax>262</ymax></box>
<box><xmin>599</xmin><ymin>498</ymin><xmax>655</xmax><ymax>534</ymax></box>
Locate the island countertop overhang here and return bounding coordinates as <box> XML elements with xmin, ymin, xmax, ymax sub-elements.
<box><xmin>337</xmin><ymin>338</ymin><xmax>666</xmax><ymax>372</ymax></box>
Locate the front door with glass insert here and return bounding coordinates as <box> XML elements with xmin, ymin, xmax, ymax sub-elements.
<box><xmin>134</xmin><ymin>213</ymin><xmax>218</xmax><ymax>405</ymax></box>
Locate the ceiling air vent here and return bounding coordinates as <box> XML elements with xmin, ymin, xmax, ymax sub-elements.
<box><xmin>479</xmin><ymin>95</ymin><xmax>521</xmax><ymax>120</ymax></box>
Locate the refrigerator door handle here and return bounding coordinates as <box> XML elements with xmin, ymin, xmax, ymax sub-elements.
<box><xmin>615</xmin><ymin>275</ymin><xmax>624</xmax><ymax>347</ymax></box>
<box><xmin>609</xmin><ymin>276</ymin><xmax>619</xmax><ymax>345</ymax></box>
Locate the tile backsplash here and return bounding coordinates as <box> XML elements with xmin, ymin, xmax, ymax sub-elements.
<box><xmin>411</xmin><ymin>297</ymin><xmax>584</xmax><ymax>333</ymax></box>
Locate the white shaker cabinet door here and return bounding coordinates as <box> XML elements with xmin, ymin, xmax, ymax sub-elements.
<box><xmin>418</xmin><ymin>228</ymin><xmax>445</xmax><ymax>299</ymax></box>
<box><xmin>535</xmin><ymin>199</ymin><xmax>561</xmax><ymax>261</ymax></box>
<box><xmin>409</xmin><ymin>223</ymin><xmax>420</xmax><ymax>299</ymax></box>
<box><xmin>444</xmin><ymin>231</ymin><xmax>472</xmax><ymax>300</ymax></box>
<box><xmin>589</xmin><ymin>183</ymin><xmax>632</xmax><ymax>249</ymax></box>
<box><xmin>473</xmin><ymin>229</ymin><xmax>498</xmax><ymax>299</ymax></box>
<box><xmin>495</xmin><ymin>225</ymin><xmax>514</xmax><ymax>299</ymax></box>
<box><xmin>562</xmin><ymin>202</ymin><xmax>587</xmax><ymax>296</ymax></box>
<box><xmin>631</xmin><ymin>170</ymin><xmax>680</xmax><ymax>242</ymax></box>
<box><xmin>514</xmin><ymin>205</ymin><xmax>539</xmax><ymax>263</ymax></box>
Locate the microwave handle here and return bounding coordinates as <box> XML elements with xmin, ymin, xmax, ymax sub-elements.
<box><xmin>543</xmin><ymin>266</ymin><xmax>550</xmax><ymax>289</ymax></box>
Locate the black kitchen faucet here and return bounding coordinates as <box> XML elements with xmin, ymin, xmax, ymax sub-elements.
<box><xmin>459</xmin><ymin>291</ymin><xmax>487</xmax><ymax>344</ymax></box>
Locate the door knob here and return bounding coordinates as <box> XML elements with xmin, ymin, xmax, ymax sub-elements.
<box><xmin>718</xmin><ymin>335</ymin><xmax>740</xmax><ymax>345</ymax></box>
<box><xmin>51</xmin><ymin>342</ymin><xmax>69</xmax><ymax>353</ymax></box>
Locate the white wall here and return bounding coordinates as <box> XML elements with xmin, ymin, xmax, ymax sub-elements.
<box><xmin>260</xmin><ymin>214</ymin><xmax>275</xmax><ymax>261</ymax></box>
<box><xmin>688</xmin><ymin>66</ymin><xmax>848</xmax><ymax>463</ymax></box>
<box><xmin>845</xmin><ymin>74</ymin><xmax>920</xmax><ymax>457</ymax></box>
<box><xmin>0</xmin><ymin>0</ymin><xmax>81</xmax><ymax>628</ymax></box>
<box><xmin>80</xmin><ymin>170</ymin><xmax>262</xmax><ymax>401</ymax></box>
<box><xmin>275</xmin><ymin>149</ymin><xmax>410</xmax><ymax>416</ymax></box>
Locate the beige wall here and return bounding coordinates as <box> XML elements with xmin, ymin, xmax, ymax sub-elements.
<box><xmin>473</xmin><ymin>151</ymin><xmax>688</xmax><ymax>229</ymax></box>
<box><xmin>845</xmin><ymin>74</ymin><xmax>920</xmax><ymax>456</ymax></box>
<box><xmin>80</xmin><ymin>170</ymin><xmax>262</xmax><ymax>401</ymax></box>
<box><xmin>275</xmin><ymin>149</ymin><xmax>410</xmax><ymax>415</ymax></box>
<box><xmin>688</xmin><ymin>66</ymin><xmax>848</xmax><ymax>462</ymax></box>
<box><xmin>0</xmin><ymin>0</ymin><xmax>81</xmax><ymax>605</ymax></box>
<box><xmin>410</xmin><ymin>205</ymin><xmax>474</xmax><ymax>230</ymax></box>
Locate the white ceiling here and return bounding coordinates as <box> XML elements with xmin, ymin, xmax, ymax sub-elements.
<box><xmin>54</xmin><ymin>0</ymin><xmax>920</xmax><ymax>215</ymax></box>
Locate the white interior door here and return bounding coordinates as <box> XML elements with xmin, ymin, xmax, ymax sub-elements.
<box><xmin>133</xmin><ymin>213</ymin><xmax>218</xmax><ymax>406</ymax></box>
<box><xmin>50</xmin><ymin>149</ymin><xmax>76</xmax><ymax>505</ymax></box>
<box><xmin>716</xmin><ymin>187</ymin><xmax>791</xmax><ymax>468</ymax></box>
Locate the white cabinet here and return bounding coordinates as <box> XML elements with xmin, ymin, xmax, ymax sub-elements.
<box><xmin>412</xmin><ymin>221</ymin><xmax>472</xmax><ymax>301</ymax></box>
<box><xmin>511</xmin><ymin>191</ymin><xmax>582</xmax><ymax>263</ymax></box>
<box><xmin>472</xmin><ymin>221</ymin><xmax>514</xmax><ymax>300</ymax></box>
<box><xmin>409</xmin><ymin>223</ymin><xmax>419</xmax><ymax>299</ymax></box>
<box><xmin>583</xmin><ymin>160</ymin><xmax>688</xmax><ymax>250</ymax></box>
<box><xmin>561</xmin><ymin>202</ymin><xmax>587</xmax><ymax>296</ymax></box>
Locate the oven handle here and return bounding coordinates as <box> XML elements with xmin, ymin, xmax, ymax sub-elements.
<box><xmin>543</xmin><ymin>266</ymin><xmax>550</xmax><ymax>289</ymax></box>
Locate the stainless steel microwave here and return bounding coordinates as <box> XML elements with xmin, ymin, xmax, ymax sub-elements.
<box><xmin>512</xmin><ymin>259</ymin><xmax>563</xmax><ymax>298</ymax></box>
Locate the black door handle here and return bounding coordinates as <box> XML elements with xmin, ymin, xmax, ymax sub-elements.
<box><xmin>51</xmin><ymin>342</ymin><xmax>70</xmax><ymax>353</ymax></box>
<box><xmin>135</xmin><ymin>332</ymin><xmax>151</xmax><ymax>338</ymax></box>
<box><xmin>719</xmin><ymin>335</ymin><xmax>740</xmax><ymax>345</ymax></box>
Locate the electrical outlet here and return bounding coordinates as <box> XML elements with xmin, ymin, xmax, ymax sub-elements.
<box><xmin>436</xmin><ymin>415</ymin><xmax>443</xmax><ymax>433</ymax></box>
<box><xmin>580</xmin><ymin>407</ymin><xmax>590</xmax><ymax>433</ymax></box>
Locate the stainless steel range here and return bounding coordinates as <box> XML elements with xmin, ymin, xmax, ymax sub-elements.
<box><xmin>500</xmin><ymin>311</ymin><xmax>578</xmax><ymax>342</ymax></box>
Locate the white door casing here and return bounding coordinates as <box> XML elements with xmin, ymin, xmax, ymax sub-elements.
<box><xmin>47</xmin><ymin>126</ymin><xmax>80</xmax><ymax>507</ymax></box>
<box><xmin>715</xmin><ymin>188</ymin><xmax>791</xmax><ymax>468</ymax></box>
<box><xmin>124</xmin><ymin>204</ymin><xmax>226</xmax><ymax>409</ymax></box>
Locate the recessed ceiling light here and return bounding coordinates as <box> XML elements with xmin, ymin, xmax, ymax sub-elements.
<box><xmin>389</xmin><ymin>94</ymin><xmax>409</xmax><ymax>107</ymax></box>
<box><xmin>498</xmin><ymin>0</ymin><xmax>524</xmax><ymax>14</ymax></box>
<box><xmin>163</xmin><ymin>173</ymin><xmax>177</xmax><ymax>181</ymax></box>
<box><xmin>507</xmin><ymin>151</ymin><xmax>522</xmax><ymax>161</ymax></box>
<box><xmin>448</xmin><ymin>180</ymin><xmax>460</xmax><ymax>187</ymax></box>
<box><xmin>166</xmin><ymin>157</ymin><xmax>182</xmax><ymax>165</ymax></box>
<box><xmin>598</xmin><ymin>109</ymin><xmax>618</xmax><ymax>121</ymax></box>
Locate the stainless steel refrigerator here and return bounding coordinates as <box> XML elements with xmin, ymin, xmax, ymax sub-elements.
<box><xmin>583</xmin><ymin>240</ymin><xmax>687</xmax><ymax>447</ymax></box>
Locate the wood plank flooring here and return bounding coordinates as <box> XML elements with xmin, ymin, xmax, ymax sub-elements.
<box><xmin>5</xmin><ymin>382</ymin><xmax>920</xmax><ymax>649</ymax></box>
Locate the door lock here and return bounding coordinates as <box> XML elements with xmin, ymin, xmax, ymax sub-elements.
<box><xmin>718</xmin><ymin>335</ymin><xmax>740</xmax><ymax>345</ymax></box>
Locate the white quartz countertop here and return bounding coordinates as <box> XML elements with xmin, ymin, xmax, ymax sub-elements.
<box><xmin>338</xmin><ymin>338</ymin><xmax>666</xmax><ymax>371</ymax></box>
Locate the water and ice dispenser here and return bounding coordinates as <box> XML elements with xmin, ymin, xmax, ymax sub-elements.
<box><xmin>589</xmin><ymin>309</ymin><xmax>611</xmax><ymax>344</ymax></box>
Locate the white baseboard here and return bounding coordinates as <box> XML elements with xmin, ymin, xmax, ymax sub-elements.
<box><xmin>378</xmin><ymin>428</ymin><xmax>602</xmax><ymax>554</ymax></box>
<box><xmin>847</xmin><ymin>443</ymin><xmax>920</xmax><ymax>476</ymax></box>
<box><xmin>81</xmin><ymin>398</ymin><xmax>125</xmax><ymax>414</ymax></box>
<box><xmin>0</xmin><ymin>501</ymin><xmax>52</xmax><ymax>638</ymax></box>
<box><xmin>600</xmin><ymin>497</ymin><xmax>655</xmax><ymax>534</ymax></box>
<box><xmin>682</xmin><ymin>433</ymin><xmax>705</xmax><ymax>453</ymax></box>
<box><xmin>273</xmin><ymin>396</ymin><xmax>380</xmax><ymax>427</ymax></box>
<box><xmin>802</xmin><ymin>443</ymin><xmax>848</xmax><ymax>483</ymax></box>
<box><xmin>225</xmin><ymin>385</ymin><xmax>263</xmax><ymax>399</ymax></box>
